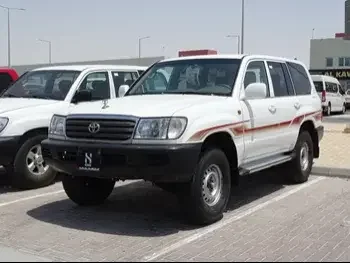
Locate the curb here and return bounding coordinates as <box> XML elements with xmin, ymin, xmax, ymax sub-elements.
<box><xmin>312</xmin><ymin>166</ymin><xmax>350</xmax><ymax>179</ymax></box>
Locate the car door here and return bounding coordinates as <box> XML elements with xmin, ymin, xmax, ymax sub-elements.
<box><xmin>265</xmin><ymin>60</ymin><xmax>299</xmax><ymax>153</ymax></box>
<box><xmin>241</xmin><ymin>60</ymin><xmax>281</xmax><ymax>161</ymax></box>
<box><xmin>325</xmin><ymin>82</ymin><xmax>337</xmax><ymax>111</ymax></box>
<box><xmin>336</xmin><ymin>83</ymin><xmax>345</xmax><ymax>110</ymax></box>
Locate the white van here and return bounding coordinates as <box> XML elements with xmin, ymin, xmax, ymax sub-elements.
<box><xmin>311</xmin><ymin>75</ymin><xmax>346</xmax><ymax>115</ymax></box>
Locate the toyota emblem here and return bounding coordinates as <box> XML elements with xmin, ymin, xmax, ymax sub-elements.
<box><xmin>88</xmin><ymin>122</ymin><xmax>100</xmax><ymax>133</ymax></box>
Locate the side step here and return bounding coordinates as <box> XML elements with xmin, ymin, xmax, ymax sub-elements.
<box><xmin>239</xmin><ymin>153</ymin><xmax>295</xmax><ymax>176</ymax></box>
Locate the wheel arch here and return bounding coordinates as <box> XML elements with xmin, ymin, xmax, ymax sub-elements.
<box><xmin>299</xmin><ymin>120</ymin><xmax>319</xmax><ymax>158</ymax></box>
<box><xmin>201</xmin><ymin>131</ymin><xmax>239</xmax><ymax>184</ymax></box>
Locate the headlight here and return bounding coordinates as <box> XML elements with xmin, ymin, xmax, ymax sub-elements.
<box><xmin>0</xmin><ymin>117</ymin><xmax>9</xmax><ymax>133</ymax></box>
<box><xmin>134</xmin><ymin>117</ymin><xmax>187</xmax><ymax>140</ymax></box>
<box><xmin>49</xmin><ymin>115</ymin><xmax>66</xmax><ymax>137</ymax></box>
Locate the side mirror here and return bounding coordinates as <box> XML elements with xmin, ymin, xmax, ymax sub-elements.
<box><xmin>72</xmin><ymin>90</ymin><xmax>92</xmax><ymax>103</ymax></box>
<box><xmin>118</xmin><ymin>84</ymin><xmax>130</xmax><ymax>97</ymax></box>
<box><xmin>244</xmin><ymin>83</ymin><xmax>267</xmax><ymax>100</ymax></box>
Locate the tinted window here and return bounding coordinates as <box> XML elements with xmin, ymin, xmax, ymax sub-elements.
<box><xmin>2</xmin><ymin>70</ymin><xmax>80</xmax><ymax>100</ymax></box>
<box><xmin>244</xmin><ymin>61</ymin><xmax>270</xmax><ymax>97</ymax></box>
<box><xmin>0</xmin><ymin>73</ymin><xmax>13</xmax><ymax>93</ymax></box>
<box><xmin>128</xmin><ymin>59</ymin><xmax>241</xmax><ymax>96</ymax></box>
<box><xmin>326</xmin><ymin>82</ymin><xmax>337</xmax><ymax>93</ymax></box>
<box><xmin>313</xmin><ymin>81</ymin><xmax>324</xmax><ymax>92</ymax></box>
<box><xmin>326</xmin><ymin>58</ymin><xmax>333</xmax><ymax>67</ymax></box>
<box><xmin>286</xmin><ymin>62</ymin><xmax>311</xmax><ymax>95</ymax></box>
<box><xmin>267</xmin><ymin>61</ymin><xmax>290</xmax><ymax>97</ymax></box>
<box><xmin>339</xmin><ymin>57</ymin><xmax>345</xmax><ymax>67</ymax></box>
<box><xmin>112</xmin><ymin>71</ymin><xmax>137</xmax><ymax>96</ymax></box>
<box><xmin>77</xmin><ymin>72</ymin><xmax>110</xmax><ymax>101</ymax></box>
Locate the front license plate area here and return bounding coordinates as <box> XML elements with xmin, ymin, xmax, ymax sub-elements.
<box><xmin>77</xmin><ymin>148</ymin><xmax>101</xmax><ymax>172</ymax></box>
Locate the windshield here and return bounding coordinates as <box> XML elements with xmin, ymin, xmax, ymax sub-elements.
<box><xmin>313</xmin><ymin>81</ymin><xmax>324</xmax><ymax>92</ymax></box>
<box><xmin>127</xmin><ymin>58</ymin><xmax>241</xmax><ymax>96</ymax></box>
<box><xmin>1</xmin><ymin>70</ymin><xmax>81</xmax><ymax>100</ymax></box>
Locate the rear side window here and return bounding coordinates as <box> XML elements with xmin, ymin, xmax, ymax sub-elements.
<box><xmin>287</xmin><ymin>62</ymin><xmax>312</xmax><ymax>95</ymax></box>
<box><xmin>313</xmin><ymin>81</ymin><xmax>324</xmax><ymax>92</ymax></box>
<box><xmin>325</xmin><ymin>82</ymin><xmax>338</xmax><ymax>93</ymax></box>
<box><xmin>267</xmin><ymin>61</ymin><xmax>292</xmax><ymax>97</ymax></box>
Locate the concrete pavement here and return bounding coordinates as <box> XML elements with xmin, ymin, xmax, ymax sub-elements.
<box><xmin>0</xmin><ymin>173</ymin><xmax>349</xmax><ymax>262</ymax></box>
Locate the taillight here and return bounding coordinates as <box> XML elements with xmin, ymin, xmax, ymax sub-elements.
<box><xmin>321</xmin><ymin>90</ymin><xmax>326</xmax><ymax>102</ymax></box>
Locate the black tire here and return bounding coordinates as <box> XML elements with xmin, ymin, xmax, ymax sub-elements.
<box><xmin>326</xmin><ymin>103</ymin><xmax>331</xmax><ymax>116</ymax></box>
<box><xmin>63</xmin><ymin>175</ymin><xmax>115</xmax><ymax>206</ymax></box>
<box><xmin>179</xmin><ymin>148</ymin><xmax>231</xmax><ymax>225</ymax></box>
<box><xmin>286</xmin><ymin>131</ymin><xmax>314</xmax><ymax>184</ymax></box>
<box><xmin>11</xmin><ymin>134</ymin><xmax>57</xmax><ymax>190</ymax></box>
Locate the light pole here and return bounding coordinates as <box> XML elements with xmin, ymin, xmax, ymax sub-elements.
<box><xmin>312</xmin><ymin>28</ymin><xmax>315</xmax><ymax>39</ymax></box>
<box><xmin>37</xmin><ymin>38</ymin><xmax>52</xmax><ymax>63</ymax></box>
<box><xmin>0</xmin><ymin>5</ymin><xmax>25</xmax><ymax>67</ymax></box>
<box><xmin>241</xmin><ymin>0</ymin><xmax>245</xmax><ymax>54</ymax></box>
<box><xmin>226</xmin><ymin>35</ymin><xmax>241</xmax><ymax>54</ymax></box>
<box><xmin>138</xmin><ymin>36</ymin><xmax>150</xmax><ymax>59</ymax></box>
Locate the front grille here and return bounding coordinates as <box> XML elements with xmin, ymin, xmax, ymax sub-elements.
<box><xmin>65</xmin><ymin>117</ymin><xmax>136</xmax><ymax>141</ymax></box>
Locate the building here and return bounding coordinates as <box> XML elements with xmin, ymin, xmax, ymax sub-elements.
<box><xmin>309</xmin><ymin>0</ymin><xmax>350</xmax><ymax>92</ymax></box>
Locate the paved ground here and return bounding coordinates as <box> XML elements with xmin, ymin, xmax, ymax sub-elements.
<box><xmin>313</xmin><ymin>122</ymin><xmax>350</xmax><ymax>170</ymax></box>
<box><xmin>0</xmin><ymin>170</ymin><xmax>349</xmax><ymax>262</ymax></box>
<box><xmin>323</xmin><ymin>111</ymin><xmax>350</xmax><ymax>124</ymax></box>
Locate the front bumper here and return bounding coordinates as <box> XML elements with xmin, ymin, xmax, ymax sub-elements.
<box><xmin>0</xmin><ymin>136</ymin><xmax>20</xmax><ymax>166</ymax></box>
<box><xmin>41</xmin><ymin>139</ymin><xmax>202</xmax><ymax>183</ymax></box>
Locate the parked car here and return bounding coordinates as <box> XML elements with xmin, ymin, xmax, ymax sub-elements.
<box><xmin>42</xmin><ymin>54</ymin><xmax>324</xmax><ymax>225</ymax></box>
<box><xmin>0</xmin><ymin>64</ymin><xmax>147</xmax><ymax>189</ymax></box>
<box><xmin>0</xmin><ymin>68</ymin><xmax>19</xmax><ymax>94</ymax></box>
<box><xmin>311</xmin><ymin>75</ymin><xmax>346</xmax><ymax>115</ymax></box>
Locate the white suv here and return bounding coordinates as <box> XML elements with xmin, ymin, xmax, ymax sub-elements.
<box><xmin>42</xmin><ymin>55</ymin><xmax>324</xmax><ymax>225</ymax></box>
<box><xmin>0</xmin><ymin>64</ymin><xmax>147</xmax><ymax>189</ymax></box>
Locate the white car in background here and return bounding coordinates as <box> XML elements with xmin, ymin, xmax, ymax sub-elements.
<box><xmin>0</xmin><ymin>64</ymin><xmax>147</xmax><ymax>189</ymax></box>
<box><xmin>311</xmin><ymin>75</ymin><xmax>346</xmax><ymax>115</ymax></box>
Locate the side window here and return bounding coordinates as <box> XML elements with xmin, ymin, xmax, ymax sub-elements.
<box><xmin>286</xmin><ymin>62</ymin><xmax>311</xmax><ymax>95</ymax></box>
<box><xmin>339</xmin><ymin>84</ymin><xmax>345</xmax><ymax>95</ymax></box>
<box><xmin>244</xmin><ymin>61</ymin><xmax>270</xmax><ymax>97</ymax></box>
<box><xmin>112</xmin><ymin>71</ymin><xmax>138</xmax><ymax>96</ymax></box>
<box><xmin>131</xmin><ymin>72</ymin><xmax>139</xmax><ymax>80</ymax></box>
<box><xmin>326</xmin><ymin>58</ymin><xmax>333</xmax><ymax>67</ymax></box>
<box><xmin>77</xmin><ymin>72</ymin><xmax>110</xmax><ymax>101</ymax></box>
<box><xmin>266</xmin><ymin>61</ymin><xmax>291</xmax><ymax>97</ymax></box>
<box><xmin>326</xmin><ymin>82</ymin><xmax>338</xmax><ymax>93</ymax></box>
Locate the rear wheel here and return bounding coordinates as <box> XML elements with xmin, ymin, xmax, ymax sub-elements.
<box><xmin>326</xmin><ymin>103</ymin><xmax>331</xmax><ymax>116</ymax></box>
<box><xmin>63</xmin><ymin>175</ymin><xmax>115</xmax><ymax>206</ymax></box>
<box><xmin>342</xmin><ymin>103</ymin><xmax>346</xmax><ymax>114</ymax></box>
<box><xmin>285</xmin><ymin>131</ymin><xmax>314</xmax><ymax>184</ymax></box>
<box><xmin>179</xmin><ymin>148</ymin><xmax>231</xmax><ymax>225</ymax></box>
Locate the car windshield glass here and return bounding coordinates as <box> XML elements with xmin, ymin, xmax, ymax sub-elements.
<box><xmin>313</xmin><ymin>81</ymin><xmax>323</xmax><ymax>92</ymax></box>
<box><xmin>1</xmin><ymin>70</ymin><xmax>81</xmax><ymax>100</ymax></box>
<box><xmin>127</xmin><ymin>58</ymin><xmax>241</xmax><ymax>96</ymax></box>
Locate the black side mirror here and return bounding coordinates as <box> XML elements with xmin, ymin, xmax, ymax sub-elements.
<box><xmin>72</xmin><ymin>90</ymin><xmax>92</xmax><ymax>104</ymax></box>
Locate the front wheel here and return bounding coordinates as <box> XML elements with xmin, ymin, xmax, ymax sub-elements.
<box><xmin>179</xmin><ymin>148</ymin><xmax>231</xmax><ymax>225</ymax></box>
<box><xmin>11</xmin><ymin>134</ymin><xmax>57</xmax><ymax>189</ymax></box>
<box><xmin>286</xmin><ymin>131</ymin><xmax>314</xmax><ymax>184</ymax></box>
<box><xmin>63</xmin><ymin>175</ymin><xmax>115</xmax><ymax>206</ymax></box>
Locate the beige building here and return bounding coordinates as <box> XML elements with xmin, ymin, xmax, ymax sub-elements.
<box><xmin>309</xmin><ymin>0</ymin><xmax>350</xmax><ymax>92</ymax></box>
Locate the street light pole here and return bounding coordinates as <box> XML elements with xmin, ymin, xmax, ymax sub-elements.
<box><xmin>0</xmin><ymin>5</ymin><xmax>25</xmax><ymax>67</ymax></box>
<box><xmin>138</xmin><ymin>36</ymin><xmax>150</xmax><ymax>59</ymax></box>
<box><xmin>38</xmin><ymin>39</ymin><xmax>52</xmax><ymax>63</ymax></box>
<box><xmin>241</xmin><ymin>0</ymin><xmax>245</xmax><ymax>54</ymax></box>
<box><xmin>226</xmin><ymin>35</ymin><xmax>241</xmax><ymax>54</ymax></box>
<box><xmin>312</xmin><ymin>28</ymin><xmax>315</xmax><ymax>39</ymax></box>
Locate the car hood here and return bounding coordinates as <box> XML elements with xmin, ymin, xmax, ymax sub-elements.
<box><xmin>0</xmin><ymin>98</ymin><xmax>60</xmax><ymax>114</ymax></box>
<box><xmin>68</xmin><ymin>95</ymin><xmax>229</xmax><ymax>117</ymax></box>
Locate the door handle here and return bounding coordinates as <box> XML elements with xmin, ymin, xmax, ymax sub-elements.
<box><xmin>268</xmin><ymin>105</ymin><xmax>276</xmax><ymax>113</ymax></box>
<box><xmin>294</xmin><ymin>102</ymin><xmax>301</xmax><ymax>110</ymax></box>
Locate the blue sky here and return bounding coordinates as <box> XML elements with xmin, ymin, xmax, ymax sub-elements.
<box><xmin>0</xmin><ymin>0</ymin><xmax>346</xmax><ymax>67</ymax></box>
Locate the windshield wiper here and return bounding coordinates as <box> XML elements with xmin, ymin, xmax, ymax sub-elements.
<box><xmin>164</xmin><ymin>91</ymin><xmax>202</xmax><ymax>95</ymax></box>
